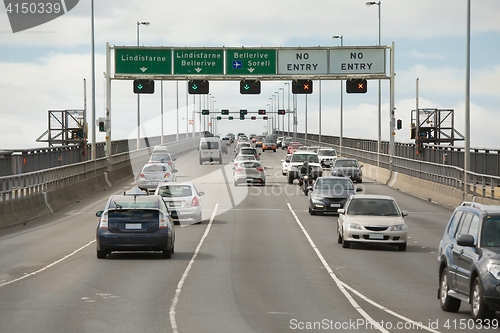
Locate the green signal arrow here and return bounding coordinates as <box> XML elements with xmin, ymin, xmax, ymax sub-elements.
<box><xmin>137</xmin><ymin>84</ymin><xmax>144</xmax><ymax>90</ymax></box>
<box><xmin>244</xmin><ymin>84</ymin><xmax>250</xmax><ymax>90</ymax></box>
<box><xmin>192</xmin><ymin>84</ymin><xmax>198</xmax><ymax>90</ymax></box>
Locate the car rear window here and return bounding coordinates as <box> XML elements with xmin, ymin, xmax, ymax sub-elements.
<box><xmin>335</xmin><ymin>160</ymin><xmax>359</xmax><ymax>167</ymax></box>
<box><xmin>240</xmin><ymin>161</ymin><xmax>262</xmax><ymax>168</ymax></box>
<box><xmin>158</xmin><ymin>185</ymin><xmax>193</xmax><ymax>197</ymax></box>
<box><xmin>143</xmin><ymin>165</ymin><xmax>168</xmax><ymax>173</ymax></box>
<box><xmin>201</xmin><ymin>141</ymin><xmax>219</xmax><ymax>149</ymax></box>
<box><xmin>107</xmin><ymin>209</ymin><xmax>159</xmax><ymax>222</ymax></box>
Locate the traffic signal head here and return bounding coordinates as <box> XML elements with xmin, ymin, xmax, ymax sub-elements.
<box><xmin>221</xmin><ymin>109</ymin><xmax>229</xmax><ymax>115</ymax></box>
<box><xmin>258</xmin><ymin>109</ymin><xmax>266</xmax><ymax>115</ymax></box>
<box><xmin>397</xmin><ymin>119</ymin><xmax>402</xmax><ymax>130</ymax></box>
<box><xmin>277</xmin><ymin>109</ymin><xmax>286</xmax><ymax>115</ymax></box>
<box><xmin>188</xmin><ymin>80</ymin><xmax>209</xmax><ymax>94</ymax></box>
<box><xmin>292</xmin><ymin>79</ymin><xmax>313</xmax><ymax>94</ymax></box>
<box><xmin>239</xmin><ymin>109</ymin><xmax>248</xmax><ymax>115</ymax></box>
<box><xmin>239</xmin><ymin>115</ymin><xmax>245</xmax><ymax>120</ymax></box>
<box><xmin>228</xmin><ymin>116</ymin><xmax>233</xmax><ymax>120</ymax></box>
<box><xmin>216</xmin><ymin>116</ymin><xmax>222</xmax><ymax>120</ymax></box>
<box><xmin>201</xmin><ymin>109</ymin><xmax>209</xmax><ymax>115</ymax></box>
<box><xmin>346</xmin><ymin>79</ymin><xmax>367</xmax><ymax>93</ymax></box>
<box><xmin>251</xmin><ymin>116</ymin><xmax>256</xmax><ymax>120</ymax></box>
<box><xmin>98</xmin><ymin>121</ymin><xmax>105</xmax><ymax>132</ymax></box>
<box><xmin>240</xmin><ymin>80</ymin><xmax>261</xmax><ymax>94</ymax></box>
<box><xmin>133</xmin><ymin>79</ymin><xmax>155</xmax><ymax>94</ymax></box>
<box><xmin>263</xmin><ymin>116</ymin><xmax>268</xmax><ymax>120</ymax></box>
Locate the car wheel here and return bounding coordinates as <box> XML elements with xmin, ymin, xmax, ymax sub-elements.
<box><xmin>273</xmin><ymin>149</ymin><xmax>276</xmax><ymax>152</ymax></box>
<box><xmin>173</xmin><ymin>219</ymin><xmax>180</xmax><ymax>226</ymax></box>
<box><xmin>287</xmin><ymin>174</ymin><xmax>294</xmax><ymax>185</ymax></box>
<box><xmin>219</xmin><ymin>159</ymin><xmax>223</xmax><ymax>164</ymax></box>
<box><xmin>439</xmin><ymin>267</ymin><xmax>461</xmax><ymax>312</ymax></box>
<box><xmin>97</xmin><ymin>250</ymin><xmax>107</xmax><ymax>259</ymax></box>
<box><xmin>337</xmin><ymin>227</ymin><xmax>342</xmax><ymax>244</ymax></box>
<box><xmin>162</xmin><ymin>247</ymin><xmax>172</xmax><ymax>259</ymax></box>
<box><xmin>471</xmin><ymin>277</ymin><xmax>496</xmax><ymax>320</ymax></box>
<box><xmin>397</xmin><ymin>243</ymin><xmax>407</xmax><ymax>251</ymax></box>
<box><xmin>199</xmin><ymin>160</ymin><xmax>203</xmax><ymax>165</ymax></box>
<box><xmin>309</xmin><ymin>207</ymin><xmax>316</xmax><ymax>215</ymax></box>
<box><xmin>234</xmin><ymin>182</ymin><xmax>238</xmax><ymax>187</ymax></box>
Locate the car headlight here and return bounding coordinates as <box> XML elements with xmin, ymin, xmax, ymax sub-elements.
<box><xmin>347</xmin><ymin>223</ymin><xmax>362</xmax><ymax>230</ymax></box>
<box><xmin>488</xmin><ymin>264</ymin><xmax>500</xmax><ymax>280</ymax></box>
<box><xmin>389</xmin><ymin>224</ymin><xmax>406</xmax><ymax>231</ymax></box>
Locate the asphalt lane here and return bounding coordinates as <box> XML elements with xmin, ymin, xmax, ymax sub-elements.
<box><xmin>0</xmin><ymin>143</ymin><xmax>495</xmax><ymax>333</ymax></box>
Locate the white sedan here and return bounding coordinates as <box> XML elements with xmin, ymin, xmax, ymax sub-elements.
<box><xmin>337</xmin><ymin>194</ymin><xmax>408</xmax><ymax>251</ymax></box>
<box><xmin>281</xmin><ymin>154</ymin><xmax>292</xmax><ymax>176</ymax></box>
<box><xmin>155</xmin><ymin>182</ymin><xmax>205</xmax><ymax>224</ymax></box>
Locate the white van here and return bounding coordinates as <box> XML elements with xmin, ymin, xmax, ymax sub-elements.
<box><xmin>199</xmin><ymin>137</ymin><xmax>223</xmax><ymax>164</ymax></box>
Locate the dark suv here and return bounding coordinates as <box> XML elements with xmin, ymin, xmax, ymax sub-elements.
<box><xmin>437</xmin><ymin>202</ymin><xmax>500</xmax><ymax>321</ymax></box>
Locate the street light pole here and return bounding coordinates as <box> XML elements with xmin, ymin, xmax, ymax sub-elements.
<box><xmin>332</xmin><ymin>35</ymin><xmax>344</xmax><ymax>156</ymax></box>
<box><xmin>366</xmin><ymin>1</ymin><xmax>381</xmax><ymax>166</ymax></box>
<box><xmin>136</xmin><ymin>21</ymin><xmax>150</xmax><ymax>149</ymax></box>
<box><xmin>285</xmin><ymin>83</ymin><xmax>290</xmax><ymax>136</ymax></box>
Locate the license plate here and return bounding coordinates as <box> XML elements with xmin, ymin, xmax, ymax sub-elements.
<box><xmin>369</xmin><ymin>233</ymin><xmax>384</xmax><ymax>240</ymax></box>
<box><xmin>125</xmin><ymin>223</ymin><xmax>142</xmax><ymax>230</ymax></box>
<box><xmin>246</xmin><ymin>178</ymin><xmax>254</xmax><ymax>181</ymax></box>
<box><xmin>330</xmin><ymin>204</ymin><xmax>341</xmax><ymax>207</ymax></box>
<box><xmin>169</xmin><ymin>202</ymin><xmax>181</xmax><ymax>207</ymax></box>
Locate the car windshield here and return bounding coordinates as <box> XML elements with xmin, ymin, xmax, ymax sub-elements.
<box><xmin>319</xmin><ymin>149</ymin><xmax>337</xmax><ymax>156</ymax></box>
<box><xmin>315</xmin><ymin>178</ymin><xmax>354</xmax><ymax>191</ymax></box>
<box><xmin>347</xmin><ymin>199</ymin><xmax>400</xmax><ymax>216</ymax></box>
<box><xmin>336</xmin><ymin>159</ymin><xmax>359</xmax><ymax>167</ymax></box>
<box><xmin>481</xmin><ymin>217</ymin><xmax>500</xmax><ymax>247</ymax></box>
<box><xmin>157</xmin><ymin>185</ymin><xmax>193</xmax><ymax>198</ymax></box>
<box><xmin>292</xmin><ymin>154</ymin><xmax>319</xmax><ymax>163</ymax></box>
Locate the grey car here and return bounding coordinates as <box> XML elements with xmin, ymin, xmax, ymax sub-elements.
<box><xmin>136</xmin><ymin>163</ymin><xmax>177</xmax><ymax>192</ymax></box>
<box><xmin>308</xmin><ymin>177</ymin><xmax>360</xmax><ymax>215</ymax></box>
<box><xmin>331</xmin><ymin>158</ymin><xmax>363</xmax><ymax>183</ymax></box>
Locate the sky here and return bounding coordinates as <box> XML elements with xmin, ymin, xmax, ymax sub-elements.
<box><xmin>0</xmin><ymin>0</ymin><xmax>499</xmax><ymax>150</ymax></box>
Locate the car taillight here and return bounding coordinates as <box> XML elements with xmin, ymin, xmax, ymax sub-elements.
<box><xmin>139</xmin><ymin>173</ymin><xmax>145</xmax><ymax>179</ymax></box>
<box><xmin>99</xmin><ymin>212</ymin><xmax>108</xmax><ymax>229</ymax></box>
<box><xmin>159</xmin><ymin>212</ymin><xmax>168</xmax><ymax>229</ymax></box>
<box><xmin>191</xmin><ymin>196</ymin><xmax>199</xmax><ymax>206</ymax></box>
<box><xmin>167</xmin><ymin>161</ymin><xmax>172</xmax><ymax>165</ymax></box>
<box><xmin>256</xmin><ymin>167</ymin><xmax>264</xmax><ymax>172</ymax></box>
<box><xmin>164</xmin><ymin>172</ymin><xmax>171</xmax><ymax>178</ymax></box>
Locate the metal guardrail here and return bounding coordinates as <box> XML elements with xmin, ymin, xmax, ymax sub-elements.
<box><xmin>0</xmin><ymin>137</ymin><xmax>199</xmax><ymax>202</ymax></box>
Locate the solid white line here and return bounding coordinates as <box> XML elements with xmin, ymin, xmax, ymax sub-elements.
<box><xmin>285</xmin><ymin>202</ymin><xmax>441</xmax><ymax>333</ymax></box>
<box><xmin>169</xmin><ymin>201</ymin><xmax>219</xmax><ymax>333</ymax></box>
<box><xmin>0</xmin><ymin>240</ymin><xmax>95</xmax><ymax>288</ymax></box>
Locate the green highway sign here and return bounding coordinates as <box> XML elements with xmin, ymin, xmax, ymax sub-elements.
<box><xmin>173</xmin><ymin>48</ymin><xmax>224</xmax><ymax>75</ymax></box>
<box><xmin>115</xmin><ymin>48</ymin><xmax>171</xmax><ymax>75</ymax></box>
<box><xmin>226</xmin><ymin>48</ymin><xmax>276</xmax><ymax>75</ymax></box>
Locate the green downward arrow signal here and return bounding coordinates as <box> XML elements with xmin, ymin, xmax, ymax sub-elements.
<box><xmin>137</xmin><ymin>84</ymin><xmax>144</xmax><ymax>90</ymax></box>
<box><xmin>244</xmin><ymin>84</ymin><xmax>250</xmax><ymax>90</ymax></box>
<box><xmin>192</xmin><ymin>84</ymin><xmax>198</xmax><ymax>90</ymax></box>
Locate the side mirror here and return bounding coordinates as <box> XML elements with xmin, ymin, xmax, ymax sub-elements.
<box><xmin>170</xmin><ymin>210</ymin><xmax>179</xmax><ymax>221</ymax></box>
<box><xmin>337</xmin><ymin>208</ymin><xmax>345</xmax><ymax>214</ymax></box>
<box><xmin>96</xmin><ymin>211</ymin><xmax>103</xmax><ymax>217</ymax></box>
<box><xmin>360</xmin><ymin>165</ymin><xmax>364</xmax><ymax>169</ymax></box>
<box><xmin>198</xmin><ymin>191</ymin><xmax>205</xmax><ymax>196</ymax></box>
<box><xmin>401</xmin><ymin>211</ymin><xmax>409</xmax><ymax>217</ymax></box>
<box><xmin>173</xmin><ymin>169</ymin><xmax>178</xmax><ymax>173</ymax></box>
<box><xmin>457</xmin><ymin>234</ymin><xmax>475</xmax><ymax>247</ymax></box>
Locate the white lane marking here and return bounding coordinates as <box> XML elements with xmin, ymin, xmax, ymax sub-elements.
<box><xmin>0</xmin><ymin>240</ymin><xmax>95</xmax><ymax>288</ymax></box>
<box><xmin>286</xmin><ymin>202</ymin><xmax>440</xmax><ymax>333</ymax></box>
<box><xmin>169</xmin><ymin>201</ymin><xmax>219</xmax><ymax>333</ymax></box>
